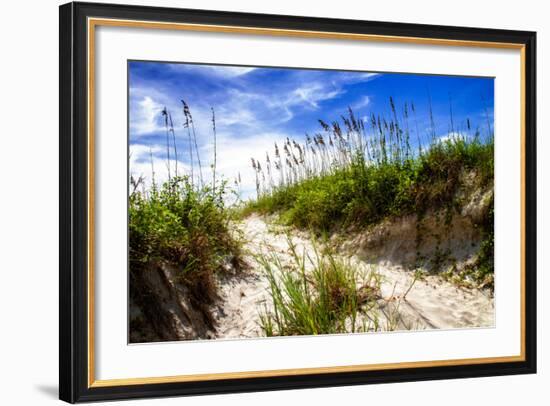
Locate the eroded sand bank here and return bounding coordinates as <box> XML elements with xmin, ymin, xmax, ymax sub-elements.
<box><xmin>213</xmin><ymin>215</ymin><xmax>494</xmax><ymax>339</ymax></box>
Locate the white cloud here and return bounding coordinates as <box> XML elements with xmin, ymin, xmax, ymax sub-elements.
<box><xmin>130</xmin><ymin>131</ymin><xmax>294</xmax><ymax>203</ymax></box>
<box><xmin>274</xmin><ymin>71</ymin><xmax>380</xmax><ymax>113</ymax></box>
<box><xmin>287</xmin><ymin>84</ymin><xmax>343</xmax><ymax>109</ymax></box>
<box><xmin>214</xmin><ymin>104</ymin><xmax>257</xmax><ymax>127</ymax></box>
<box><xmin>167</xmin><ymin>64</ymin><xmax>257</xmax><ymax>79</ymax></box>
<box><xmin>436</xmin><ymin>131</ymin><xmax>465</xmax><ymax>144</ymax></box>
<box><xmin>129</xmin><ymin>143</ymin><xmax>192</xmax><ymax>191</ymax></box>
<box><xmin>128</xmin><ymin>66</ymin><xmax>384</xmax><ymax>200</ymax></box>
<box><xmin>353</xmin><ymin>96</ymin><xmax>371</xmax><ymax>110</ymax></box>
<box><xmin>209</xmin><ymin>80</ymin><xmax>343</xmax><ymax>129</ymax></box>
<box><xmin>200</xmin><ymin>131</ymin><xmax>291</xmax><ymax>201</ymax></box>
<box><xmin>129</xmin><ymin>143</ymin><xmax>162</xmax><ymax>163</ymax></box>
<box><xmin>129</xmin><ymin>95</ymin><xmax>165</xmax><ymax>136</ymax></box>
<box><xmin>336</xmin><ymin>72</ymin><xmax>380</xmax><ymax>85</ymax></box>
<box><xmin>207</xmin><ymin>66</ymin><xmax>257</xmax><ymax>78</ymax></box>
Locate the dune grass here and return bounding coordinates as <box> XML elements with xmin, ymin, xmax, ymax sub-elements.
<box><xmin>242</xmin><ymin>101</ymin><xmax>494</xmax><ymax>287</ymax></box>
<box><xmin>129</xmin><ymin>103</ymin><xmax>245</xmax><ymax>332</ymax></box>
<box><xmin>129</xmin><ymin>178</ymin><xmax>244</xmax><ymax>315</ymax></box>
<box><xmin>242</xmin><ymin>109</ymin><xmax>493</xmax><ymax>233</ymax></box>
<box><xmin>130</xmin><ymin>94</ymin><xmax>495</xmax><ymax>340</ymax></box>
<box><xmin>256</xmin><ymin>237</ymin><xmax>382</xmax><ymax>336</ymax></box>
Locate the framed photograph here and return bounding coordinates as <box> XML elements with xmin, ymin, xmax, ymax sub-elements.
<box><xmin>59</xmin><ymin>2</ymin><xmax>536</xmax><ymax>403</ymax></box>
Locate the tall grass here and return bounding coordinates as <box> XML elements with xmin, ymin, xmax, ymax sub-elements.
<box><xmin>243</xmin><ymin>99</ymin><xmax>494</xmax><ymax>233</ymax></box>
<box><xmin>242</xmin><ymin>98</ymin><xmax>494</xmax><ymax>289</ymax></box>
<box><xmin>129</xmin><ymin>101</ymin><xmax>244</xmax><ymax>331</ymax></box>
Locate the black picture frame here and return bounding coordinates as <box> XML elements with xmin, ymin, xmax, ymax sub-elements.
<box><xmin>59</xmin><ymin>1</ymin><xmax>537</xmax><ymax>403</ymax></box>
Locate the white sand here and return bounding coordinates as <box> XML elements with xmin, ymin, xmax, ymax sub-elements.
<box><xmin>214</xmin><ymin>215</ymin><xmax>494</xmax><ymax>339</ymax></box>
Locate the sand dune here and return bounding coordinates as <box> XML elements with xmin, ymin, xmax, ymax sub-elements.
<box><xmin>214</xmin><ymin>215</ymin><xmax>494</xmax><ymax>339</ymax></box>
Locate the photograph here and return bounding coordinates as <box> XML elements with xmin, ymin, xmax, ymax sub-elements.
<box><xmin>128</xmin><ymin>61</ymin><xmax>495</xmax><ymax>343</ymax></box>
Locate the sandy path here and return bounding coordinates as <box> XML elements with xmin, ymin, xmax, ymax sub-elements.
<box><xmin>214</xmin><ymin>215</ymin><xmax>494</xmax><ymax>339</ymax></box>
<box><xmin>213</xmin><ymin>215</ymin><xmax>318</xmax><ymax>338</ymax></box>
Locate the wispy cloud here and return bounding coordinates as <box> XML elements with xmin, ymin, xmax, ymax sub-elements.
<box><xmin>167</xmin><ymin>64</ymin><xmax>257</xmax><ymax>79</ymax></box>
<box><xmin>334</xmin><ymin>72</ymin><xmax>380</xmax><ymax>85</ymax></box>
<box><xmin>128</xmin><ymin>65</ymin><xmax>382</xmax><ymax>198</ymax></box>
<box><xmin>128</xmin><ymin>62</ymin><xmax>493</xmax><ymax>201</ymax></box>
<box><xmin>353</xmin><ymin>95</ymin><xmax>371</xmax><ymax>110</ymax></box>
<box><xmin>287</xmin><ymin>83</ymin><xmax>343</xmax><ymax>109</ymax></box>
<box><xmin>129</xmin><ymin>95</ymin><xmax>165</xmax><ymax>136</ymax></box>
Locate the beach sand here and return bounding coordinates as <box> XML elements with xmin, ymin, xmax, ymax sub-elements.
<box><xmin>213</xmin><ymin>215</ymin><xmax>494</xmax><ymax>339</ymax></box>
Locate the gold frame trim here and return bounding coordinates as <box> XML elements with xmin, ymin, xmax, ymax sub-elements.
<box><xmin>87</xmin><ymin>17</ymin><xmax>527</xmax><ymax>388</ymax></box>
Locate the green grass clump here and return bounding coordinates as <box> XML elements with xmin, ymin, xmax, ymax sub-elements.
<box><xmin>257</xmin><ymin>238</ymin><xmax>381</xmax><ymax>336</ymax></box>
<box><xmin>245</xmin><ymin>137</ymin><xmax>493</xmax><ymax>233</ymax></box>
<box><xmin>129</xmin><ymin>177</ymin><xmax>244</xmax><ymax>323</ymax></box>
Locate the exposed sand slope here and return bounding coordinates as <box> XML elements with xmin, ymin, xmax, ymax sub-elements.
<box><xmin>214</xmin><ymin>215</ymin><xmax>494</xmax><ymax>339</ymax></box>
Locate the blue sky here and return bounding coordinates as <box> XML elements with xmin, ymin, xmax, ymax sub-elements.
<box><xmin>129</xmin><ymin>61</ymin><xmax>494</xmax><ymax>199</ymax></box>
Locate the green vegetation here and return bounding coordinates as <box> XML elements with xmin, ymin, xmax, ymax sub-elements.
<box><xmin>243</xmin><ymin>100</ymin><xmax>494</xmax><ymax>288</ymax></box>
<box><xmin>129</xmin><ymin>177</ymin><xmax>244</xmax><ymax>327</ymax></box>
<box><xmin>244</xmin><ymin>106</ymin><xmax>493</xmax><ymax>233</ymax></box>
<box><xmin>129</xmin><ymin>95</ymin><xmax>495</xmax><ymax>341</ymax></box>
<box><xmin>129</xmin><ymin>103</ymin><xmax>244</xmax><ymax>332</ymax></box>
<box><xmin>257</xmin><ymin>237</ymin><xmax>382</xmax><ymax>336</ymax></box>
<box><xmin>130</xmin><ymin>178</ymin><xmax>242</xmax><ymax>277</ymax></box>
